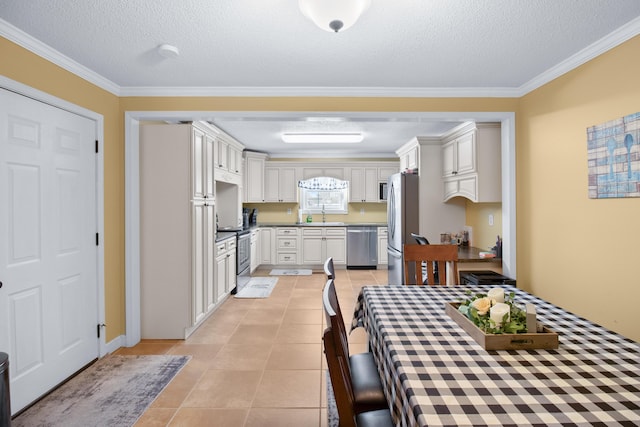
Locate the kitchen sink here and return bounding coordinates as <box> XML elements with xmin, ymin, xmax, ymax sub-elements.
<box><xmin>296</xmin><ymin>222</ymin><xmax>346</xmax><ymax>226</ymax></box>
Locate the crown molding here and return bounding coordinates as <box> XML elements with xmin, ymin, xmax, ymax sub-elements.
<box><xmin>3</xmin><ymin>15</ymin><xmax>639</xmax><ymax>99</ymax></box>
<box><xmin>517</xmin><ymin>15</ymin><xmax>640</xmax><ymax>96</ymax></box>
<box><xmin>118</xmin><ymin>85</ymin><xmax>522</xmax><ymax>98</ymax></box>
<box><xmin>0</xmin><ymin>19</ymin><xmax>121</xmax><ymax>96</ymax></box>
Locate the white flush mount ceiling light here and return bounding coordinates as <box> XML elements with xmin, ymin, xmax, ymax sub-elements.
<box><xmin>282</xmin><ymin>133</ymin><xmax>364</xmax><ymax>143</ymax></box>
<box><xmin>157</xmin><ymin>44</ymin><xmax>180</xmax><ymax>59</ymax></box>
<box><xmin>298</xmin><ymin>0</ymin><xmax>371</xmax><ymax>33</ymax></box>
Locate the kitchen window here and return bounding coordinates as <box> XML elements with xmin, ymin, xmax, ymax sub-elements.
<box><xmin>298</xmin><ymin>177</ymin><xmax>349</xmax><ymax>214</ymax></box>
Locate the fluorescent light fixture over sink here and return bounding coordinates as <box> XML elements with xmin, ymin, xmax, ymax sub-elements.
<box><xmin>281</xmin><ymin>132</ymin><xmax>364</xmax><ymax>143</ymax></box>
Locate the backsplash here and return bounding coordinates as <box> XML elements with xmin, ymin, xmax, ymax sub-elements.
<box><xmin>243</xmin><ymin>202</ymin><xmax>387</xmax><ymax>224</ymax></box>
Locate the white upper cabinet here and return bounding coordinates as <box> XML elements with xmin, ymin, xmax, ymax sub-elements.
<box><xmin>243</xmin><ymin>151</ymin><xmax>268</xmax><ymax>202</ymax></box>
<box><xmin>214</xmin><ymin>132</ymin><xmax>244</xmax><ymax>183</ymax></box>
<box><xmin>265</xmin><ymin>166</ymin><xmax>298</xmax><ymax>202</ymax></box>
<box><xmin>442</xmin><ymin>123</ymin><xmax>501</xmax><ymax>203</ymax></box>
<box><xmin>349</xmin><ymin>167</ymin><xmax>379</xmax><ymax>202</ymax></box>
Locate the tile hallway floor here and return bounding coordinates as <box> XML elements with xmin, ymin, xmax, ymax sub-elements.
<box><xmin>122</xmin><ymin>268</ymin><xmax>389</xmax><ymax>427</ymax></box>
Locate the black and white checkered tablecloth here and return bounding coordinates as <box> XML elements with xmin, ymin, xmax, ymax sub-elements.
<box><xmin>351</xmin><ymin>285</ymin><xmax>640</xmax><ymax>427</ymax></box>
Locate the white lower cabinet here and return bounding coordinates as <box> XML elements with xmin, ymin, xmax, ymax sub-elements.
<box><xmin>276</xmin><ymin>227</ymin><xmax>300</xmax><ymax>264</ymax></box>
<box><xmin>259</xmin><ymin>227</ymin><xmax>274</xmax><ymax>264</ymax></box>
<box><xmin>377</xmin><ymin>227</ymin><xmax>388</xmax><ymax>265</ymax></box>
<box><xmin>215</xmin><ymin>237</ymin><xmax>236</xmax><ymax>302</ymax></box>
<box><xmin>301</xmin><ymin>227</ymin><xmax>346</xmax><ymax>265</ymax></box>
<box><xmin>250</xmin><ymin>229</ymin><xmax>259</xmax><ymax>273</ymax></box>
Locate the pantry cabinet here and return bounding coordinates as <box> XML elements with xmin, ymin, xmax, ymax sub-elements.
<box><xmin>301</xmin><ymin>227</ymin><xmax>347</xmax><ymax>265</ymax></box>
<box><xmin>140</xmin><ymin>122</ymin><xmax>223</xmax><ymax>339</ymax></box>
<box><xmin>442</xmin><ymin>123</ymin><xmax>501</xmax><ymax>203</ymax></box>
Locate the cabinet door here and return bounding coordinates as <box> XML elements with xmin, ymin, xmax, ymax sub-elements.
<box><xmin>279</xmin><ymin>167</ymin><xmax>298</xmax><ymax>202</ymax></box>
<box><xmin>227</xmin><ymin>250</ymin><xmax>236</xmax><ymax>293</ymax></box>
<box><xmin>246</xmin><ymin>156</ymin><xmax>265</xmax><ymax>202</ymax></box>
<box><xmin>349</xmin><ymin>168</ymin><xmax>365</xmax><ymax>202</ymax></box>
<box><xmin>205</xmin><ymin>204</ymin><xmax>216</xmax><ymax>311</ymax></box>
<box><xmin>325</xmin><ymin>236</ymin><xmax>347</xmax><ymax>265</ymax></box>
<box><xmin>442</xmin><ymin>140</ymin><xmax>456</xmax><ymax>177</ymax></box>
<box><xmin>250</xmin><ymin>232</ymin><xmax>259</xmax><ymax>273</ymax></box>
<box><xmin>204</xmin><ymin>133</ymin><xmax>215</xmax><ymax>200</ymax></box>
<box><xmin>192</xmin><ymin>204</ymin><xmax>206</xmax><ymax>324</ymax></box>
<box><xmin>377</xmin><ymin>236</ymin><xmax>388</xmax><ymax>264</ymax></box>
<box><xmin>215</xmin><ymin>253</ymin><xmax>227</xmax><ymax>302</ymax></box>
<box><xmin>216</xmin><ymin>139</ymin><xmax>229</xmax><ymax>170</ymax></box>
<box><xmin>264</xmin><ymin>168</ymin><xmax>280</xmax><ymax>202</ymax></box>
<box><xmin>191</xmin><ymin>127</ymin><xmax>206</xmax><ymax>199</ymax></box>
<box><xmin>259</xmin><ymin>228</ymin><xmax>273</xmax><ymax>264</ymax></box>
<box><xmin>456</xmin><ymin>132</ymin><xmax>475</xmax><ymax>175</ymax></box>
<box><xmin>302</xmin><ymin>236</ymin><xmax>323</xmax><ymax>264</ymax></box>
<box><xmin>228</xmin><ymin>146</ymin><xmax>242</xmax><ymax>175</ymax></box>
<box><xmin>364</xmin><ymin>168</ymin><xmax>378</xmax><ymax>202</ymax></box>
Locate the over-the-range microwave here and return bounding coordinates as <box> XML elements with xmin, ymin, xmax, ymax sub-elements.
<box><xmin>379</xmin><ymin>182</ymin><xmax>388</xmax><ymax>201</ymax></box>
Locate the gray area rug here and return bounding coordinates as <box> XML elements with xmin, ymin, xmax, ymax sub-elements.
<box><xmin>234</xmin><ymin>277</ymin><xmax>278</xmax><ymax>298</ymax></box>
<box><xmin>269</xmin><ymin>269</ymin><xmax>312</xmax><ymax>276</ymax></box>
<box><xmin>327</xmin><ymin>371</ymin><xmax>339</xmax><ymax>427</ymax></box>
<box><xmin>13</xmin><ymin>354</ymin><xmax>189</xmax><ymax>427</ymax></box>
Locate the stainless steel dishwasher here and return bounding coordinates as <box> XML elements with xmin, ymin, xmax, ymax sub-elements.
<box><xmin>346</xmin><ymin>226</ymin><xmax>378</xmax><ymax>269</ymax></box>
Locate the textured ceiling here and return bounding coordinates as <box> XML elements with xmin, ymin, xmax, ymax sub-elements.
<box><xmin>2</xmin><ymin>0</ymin><xmax>640</xmax><ymax>156</ymax></box>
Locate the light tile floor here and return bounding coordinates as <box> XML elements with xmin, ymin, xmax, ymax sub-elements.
<box><xmin>124</xmin><ymin>268</ymin><xmax>388</xmax><ymax>427</ymax></box>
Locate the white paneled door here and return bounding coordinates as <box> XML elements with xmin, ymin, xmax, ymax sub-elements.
<box><xmin>0</xmin><ymin>89</ymin><xmax>99</xmax><ymax>414</ymax></box>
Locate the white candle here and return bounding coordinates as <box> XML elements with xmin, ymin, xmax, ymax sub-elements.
<box><xmin>487</xmin><ymin>287</ymin><xmax>505</xmax><ymax>303</ymax></box>
<box><xmin>490</xmin><ymin>303</ymin><xmax>510</xmax><ymax>327</ymax></box>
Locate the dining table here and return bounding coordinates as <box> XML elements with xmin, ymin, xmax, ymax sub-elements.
<box><xmin>350</xmin><ymin>284</ymin><xmax>640</xmax><ymax>427</ymax></box>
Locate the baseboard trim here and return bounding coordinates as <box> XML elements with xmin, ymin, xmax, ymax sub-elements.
<box><xmin>104</xmin><ymin>334</ymin><xmax>125</xmax><ymax>355</ymax></box>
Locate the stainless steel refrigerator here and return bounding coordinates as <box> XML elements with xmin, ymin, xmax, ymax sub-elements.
<box><xmin>387</xmin><ymin>173</ymin><xmax>420</xmax><ymax>285</ymax></box>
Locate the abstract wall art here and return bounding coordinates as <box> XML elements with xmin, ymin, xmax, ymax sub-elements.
<box><xmin>587</xmin><ymin>112</ymin><xmax>640</xmax><ymax>198</ymax></box>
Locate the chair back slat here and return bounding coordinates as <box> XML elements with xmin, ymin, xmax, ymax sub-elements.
<box><xmin>403</xmin><ymin>244</ymin><xmax>459</xmax><ymax>285</ymax></box>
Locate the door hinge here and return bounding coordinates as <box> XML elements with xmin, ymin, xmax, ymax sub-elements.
<box><xmin>96</xmin><ymin>233</ymin><xmax>99</xmax><ymax>246</ymax></box>
<box><xmin>95</xmin><ymin>140</ymin><xmax>99</xmax><ymax>153</ymax></box>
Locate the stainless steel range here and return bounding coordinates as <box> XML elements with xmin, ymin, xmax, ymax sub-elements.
<box><xmin>234</xmin><ymin>229</ymin><xmax>251</xmax><ymax>294</ymax></box>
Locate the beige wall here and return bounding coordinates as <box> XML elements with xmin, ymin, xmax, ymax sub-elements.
<box><xmin>0</xmin><ymin>38</ymin><xmax>125</xmax><ymax>342</ymax></box>
<box><xmin>465</xmin><ymin>201</ymin><xmax>503</xmax><ymax>251</ymax></box>
<box><xmin>518</xmin><ymin>35</ymin><xmax>640</xmax><ymax>341</ymax></box>
<box><xmin>4</xmin><ymin>32</ymin><xmax>639</xmax><ymax>342</ymax></box>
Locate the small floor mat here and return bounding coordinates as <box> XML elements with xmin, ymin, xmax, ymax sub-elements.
<box><xmin>269</xmin><ymin>269</ymin><xmax>313</xmax><ymax>276</ymax></box>
<box><xmin>234</xmin><ymin>277</ymin><xmax>278</xmax><ymax>298</ymax></box>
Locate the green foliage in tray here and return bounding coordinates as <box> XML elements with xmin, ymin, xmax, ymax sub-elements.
<box><xmin>457</xmin><ymin>289</ymin><xmax>528</xmax><ymax>334</ymax></box>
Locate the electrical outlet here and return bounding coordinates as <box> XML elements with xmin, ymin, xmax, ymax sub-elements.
<box><xmin>360</xmin><ymin>208</ymin><xmax>365</xmax><ymax>215</ymax></box>
<box><xmin>488</xmin><ymin>214</ymin><xmax>494</xmax><ymax>226</ymax></box>
<box><xmin>287</xmin><ymin>208</ymin><xmax>292</xmax><ymax>215</ymax></box>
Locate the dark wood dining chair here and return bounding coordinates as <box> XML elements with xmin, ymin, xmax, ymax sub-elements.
<box><xmin>324</xmin><ymin>256</ymin><xmax>335</xmax><ymax>280</ymax></box>
<box><xmin>322</xmin><ymin>279</ymin><xmax>389</xmax><ymax>416</ymax></box>
<box><xmin>403</xmin><ymin>244</ymin><xmax>459</xmax><ymax>285</ymax></box>
<box><xmin>323</xmin><ymin>325</ymin><xmax>394</xmax><ymax>427</ymax></box>
<box><xmin>410</xmin><ymin>232</ymin><xmax>429</xmax><ymax>245</ymax></box>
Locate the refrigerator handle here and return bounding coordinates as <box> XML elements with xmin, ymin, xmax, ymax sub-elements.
<box><xmin>389</xmin><ymin>181</ymin><xmax>396</xmax><ymax>238</ymax></box>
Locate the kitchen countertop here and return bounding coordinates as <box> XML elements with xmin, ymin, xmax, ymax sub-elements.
<box><xmin>257</xmin><ymin>222</ymin><xmax>387</xmax><ymax>227</ymax></box>
<box><xmin>215</xmin><ymin>231</ymin><xmax>237</xmax><ymax>242</ymax></box>
<box><xmin>457</xmin><ymin>246</ymin><xmax>501</xmax><ymax>263</ymax></box>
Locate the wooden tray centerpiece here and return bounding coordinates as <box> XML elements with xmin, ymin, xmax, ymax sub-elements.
<box><xmin>445</xmin><ymin>288</ymin><xmax>559</xmax><ymax>351</ymax></box>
